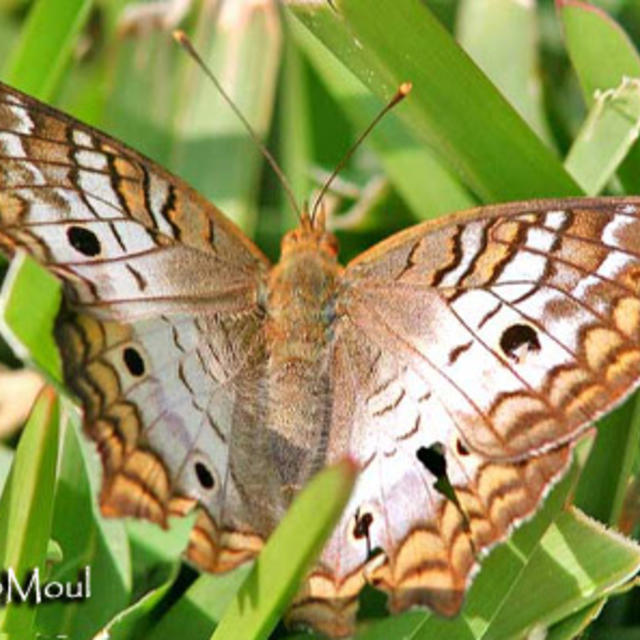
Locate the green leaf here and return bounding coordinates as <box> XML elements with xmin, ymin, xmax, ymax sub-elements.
<box><xmin>212</xmin><ymin>459</ymin><xmax>357</xmax><ymax>640</ymax></box>
<box><xmin>0</xmin><ymin>387</ymin><xmax>59</xmax><ymax>636</ymax></box>
<box><xmin>575</xmin><ymin>392</ymin><xmax>640</xmax><ymax>526</ymax></box>
<box><xmin>94</xmin><ymin>565</ymin><xmax>179</xmax><ymax>640</ymax></box>
<box><xmin>485</xmin><ymin>508</ymin><xmax>640</xmax><ymax>638</ymax></box>
<box><xmin>0</xmin><ymin>253</ymin><xmax>62</xmax><ymax>384</ymax></box>
<box><xmin>2</xmin><ymin>0</ymin><xmax>94</xmax><ymax>99</ymax></box>
<box><xmin>560</xmin><ymin>0</ymin><xmax>640</xmax><ymax>105</ymax></box>
<box><xmin>289</xmin><ymin>0</ymin><xmax>581</xmax><ymax>202</ymax></box>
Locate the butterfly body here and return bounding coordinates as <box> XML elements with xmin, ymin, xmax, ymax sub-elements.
<box><xmin>2</xmin><ymin>81</ymin><xmax>640</xmax><ymax>637</ymax></box>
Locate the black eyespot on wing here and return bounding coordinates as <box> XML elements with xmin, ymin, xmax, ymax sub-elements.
<box><xmin>67</xmin><ymin>226</ymin><xmax>101</xmax><ymax>256</ymax></box>
<box><xmin>123</xmin><ymin>347</ymin><xmax>145</xmax><ymax>377</ymax></box>
<box><xmin>195</xmin><ymin>461</ymin><xmax>215</xmax><ymax>490</ymax></box>
<box><xmin>456</xmin><ymin>439</ymin><xmax>470</xmax><ymax>456</ymax></box>
<box><xmin>353</xmin><ymin>511</ymin><xmax>373</xmax><ymax>540</ymax></box>
<box><xmin>416</xmin><ymin>443</ymin><xmax>447</xmax><ymax>478</ymax></box>
<box><xmin>500</xmin><ymin>323</ymin><xmax>541</xmax><ymax>361</ymax></box>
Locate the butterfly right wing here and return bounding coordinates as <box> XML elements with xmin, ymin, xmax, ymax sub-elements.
<box><xmin>0</xmin><ymin>82</ymin><xmax>270</xmax><ymax>569</ymax></box>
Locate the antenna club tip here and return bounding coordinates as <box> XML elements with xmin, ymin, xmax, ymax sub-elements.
<box><xmin>172</xmin><ymin>29</ymin><xmax>186</xmax><ymax>43</ymax></box>
<box><xmin>399</xmin><ymin>81</ymin><xmax>413</xmax><ymax>95</ymax></box>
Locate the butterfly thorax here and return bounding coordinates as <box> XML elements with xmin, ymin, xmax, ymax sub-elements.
<box><xmin>258</xmin><ymin>218</ymin><xmax>343</xmax><ymax>510</ymax></box>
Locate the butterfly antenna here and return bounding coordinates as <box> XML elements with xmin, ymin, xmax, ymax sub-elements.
<box><xmin>173</xmin><ymin>30</ymin><xmax>302</xmax><ymax>220</ymax></box>
<box><xmin>310</xmin><ymin>82</ymin><xmax>412</xmax><ymax>225</ymax></box>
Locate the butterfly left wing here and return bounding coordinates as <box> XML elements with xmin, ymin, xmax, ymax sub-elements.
<box><xmin>341</xmin><ymin>197</ymin><xmax>640</xmax><ymax>459</ymax></box>
<box><xmin>291</xmin><ymin>197</ymin><xmax>640</xmax><ymax>635</ymax></box>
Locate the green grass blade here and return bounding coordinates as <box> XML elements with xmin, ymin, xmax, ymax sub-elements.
<box><xmin>559</xmin><ymin>0</ymin><xmax>640</xmax><ymax>193</ymax></box>
<box><xmin>288</xmin><ymin>14</ymin><xmax>475</xmax><ymax>220</ymax></box>
<box><xmin>94</xmin><ymin>566</ymin><xmax>179</xmax><ymax>640</ymax></box>
<box><xmin>0</xmin><ymin>387</ymin><xmax>59</xmax><ymax>636</ymax></box>
<box><xmin>289</xmin><ymin>0</ymin><xmax>580</xmax><ymax>202</ymax></box>
<box><xmin>171</xmin><ymin>1</ymin><xmax>282</xmax><ymax>233</ymax></box>
<box><xmin>35</xmin><ymin>413</ymin><xmax>131</xmax><ymax>639</ymax></box>
<box><xmin>575</xmin><ymin>395</ymin><xmax>640</xmax><ymax>526</ymax></box>
<box><xmin>212</xmin><ymin>459</ymin><xmax>357</xmax><ymax>640</ymax></box>
<box><xmin>2</xmin><ymin>0</ymin><xmax>93</xmax><ymax>99</ymax></box>
<box><xmin>148</xmin><ymin>567</ymin><xmax>251</xmax><ymax>639</ymax></box>
<box><xmin>564</xmin><ymin>78</ymin><xmax>640</xmax><ymax>194</ymax></box>
<box><xmin>279</xmin><ymin>32</ymin><xmax>315</xmax><ymax>231</ymax></box>
<box><xmin>560</xmin><ymin>0</ymin><xmax>640</xmax><ymax>105</ymax></box>
<box><xmin>547</xmin><ymin>599</ymin><xmax>606</xmax><ymax>640</ymax></box>
<box><xmin>0</xmin><ymin>253</ymin><xmax>62</xmax><ymax>384</ymax></box>
<box><xmin>457</xmin><ymin>0</ymin><xmax>552</xmax><ymax>144</ymax></box>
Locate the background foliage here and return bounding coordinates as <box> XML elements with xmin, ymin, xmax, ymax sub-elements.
<box><xmin>1</xmin><ymin>0</ymin><xmax>640</xmax><ymax>639</ymax></box>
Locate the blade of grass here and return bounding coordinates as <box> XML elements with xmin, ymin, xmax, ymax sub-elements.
<box><xmin>288</xmin><ymin>13</ymin><xmax>475</xmax><ymax>220</ymax></box>
<box><xmin>147</xmin><ymin>566</ymin><xmax>252</xmax><ymax>639</ymax></box>
<box><xmin>0</xmin><ymin>252</ymin><xmax>62</xmax><ymax>384</ymax></box>
<box><xmin>279</xmin><ymin>31</ymin><xmax>314</xmax><ymax>231</ymax></box>
<box><xmin>35</xmin><ymin>412</ymin><xmax>131</xmax><ymax>640</ymax></box>
<box><xmin>559</xmin><ymin>0</ymin><xmax>640</xmax><ymax>193</ymax></box>
<box><xmin>2</xmin><ymin>0</ymin><xmax>93</xmax><ymax>99</ymax></box>
<box><xmin>288</xmin><ymin>0</ymin><xmax>581</xmax><ymax>202</ymax></box>
<box><xmin>457</xmin><ymin>0</ymin><xmax>553</xmax><ymax>144</ymax></box>
<box><xmin>564</xmin><ymin>77</ymin><xmax>640</xmax><ymax>194</ymax></box>
<box><xmin>212</xmin><ymin>459</ymin><xmax>357</xmax><ymax>640</ymax></box>
<box><xmin>575</xmin><ymin>394</ymin><xmax>640</xmax><ymax>526</ymax></box>
<box><xmin>172</xmin><ymin>1</ymin><xmax>282</xmax><ymax>233</ymax></box>
<box><xmin>0</xmin><ymin>387</ymin><xmax>59</xmax><ymax>636</ymax></box>
<box><xmin>93</xmin><ymin>565</ymin><xmax>179</xmax><ymax>640</ymax></box>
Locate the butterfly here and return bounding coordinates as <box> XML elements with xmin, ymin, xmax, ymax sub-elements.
<box><xmin>1</xmin><ymin>79</ymin><xmax>640</xmax><ymax>638</ymax></box>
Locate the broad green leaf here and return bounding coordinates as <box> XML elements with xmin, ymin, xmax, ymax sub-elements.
<box><xmin>564</xmin><ymin>78</ymin><xmax>640</xmax><ymax>194</ymax></box>
<box><xmin>0</xmin><ymin>387</ymin><xmax>59</xmax><ymax>636</ymax></box>
<box><xmin>2</xmin><ymin>0</ymin><xmax>93</xmax><ymax>99</ymax></box>
<box><xmin>289</xmin><ymin>0</ymin><xmax>581</xmax><ymax>203</ymax></box>
<box><xmin>485</xmin><ymin>508</ymin><xmax>640</xmax><ymax>638</ymax></box>
<box><xmin>212</xmin><ymin>459</ymin><xmax>357</xmax><ymax>640</ymax></box>
<box><xmin>0</xmin><ymin>253</ymin><xmax>62</xmax><ymax>384</ymax></box>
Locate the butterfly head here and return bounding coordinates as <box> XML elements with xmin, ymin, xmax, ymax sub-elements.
<box><xmin>280</xmin><ymin>207</ymin><xmax>339</xmax><ymax>261</ymax></box>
